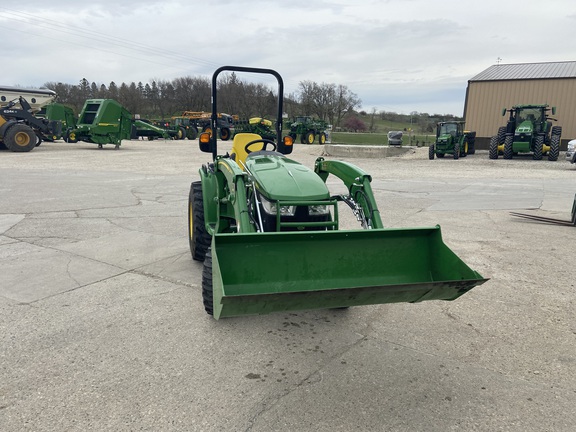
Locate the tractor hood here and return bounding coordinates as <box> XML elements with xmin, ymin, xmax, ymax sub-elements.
<box><xmin>516</xmin><ymin>120</ymin><xmax>534</xmax><ymax>134</ymax></box>
<box><xmin>245</xmin><ymin>155</ymin><xmax>330</xmax><ymax>201</ymax></box>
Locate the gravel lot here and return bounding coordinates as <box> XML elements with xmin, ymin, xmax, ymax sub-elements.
<box><xmin>1</xmin><ymin>139</ymin><xmax>575</xmax><ymax>431</ymax></box>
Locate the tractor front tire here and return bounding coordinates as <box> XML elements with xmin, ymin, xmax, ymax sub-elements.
<box><xmin>503</xmin><ymin>134</ymin><xmax>513</xmax><ymax>159</ymax></box>
<box><xmin>489</xmin><ymin>136</ymin><xmax>499</xmax><ymax>159</ymax></box>
<box><xmin>189</xmin><ymin>181</ymin><xmax>211</xmax><ymax>261</ymax></box>
<box><xmin>4</xmin><ymin>124</ymin><xmax>37</xmax><ymax>152</ymax></box>
<box><xmin>319</xmin><ymin>132</ymin><xmax>327</xmax><ymax>144</ymax></box>
<box><xmin>453</xmin><ymin>144</ymin><xmax>459</xmax><ymax>159</ymax></box>
<box><xmin>428</xmin><ymin>144</ymin><xmax>435</xmax><ymax>160</ymax></box>
<box><xmin>202</xmin><ymin>247</ymin><xmax>214</xmax><ymax>316</ymax></box>
<box><xmin>533</xmin><ymin>135</ymin><xmax>544</xmax><ymax>160</ymax></box>
<box><xmin>220</xmin><ymin>128</ymin><xmax>231</xmax><ymax>141</ymax></box>
<box><xmin>548</xmin><ymin>134</ymin><xmax>560</xmax><ymax>161</ymax></box>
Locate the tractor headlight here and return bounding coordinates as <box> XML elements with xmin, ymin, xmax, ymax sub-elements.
<box><xmin>260</xmin><ymin>196</ymin><xmax>296</xmax><ymax>216</ymax></box>
<box><xmin>308</xmin><ymin>205</ymin><xmax>329</xmax><ymax>215</ymax></box>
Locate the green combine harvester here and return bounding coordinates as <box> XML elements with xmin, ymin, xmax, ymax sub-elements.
<box><xmin>188</xmin><ymin>66</ymin><xmax>488</xmax><ymax>320</ymax></box>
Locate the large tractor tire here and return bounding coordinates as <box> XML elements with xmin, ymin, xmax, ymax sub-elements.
<box><xmin>189</xmin><ymin>181</ymin><xmax>211</xmax><ymax>261</ymax></box>
<box><xmin>489</xmin><ymin>136</ymin><xmax>499</xmax><ymax>159</ymax></box>
<box><xmin>220</xmin><ymin>127</ymin><xmax>231</xmax><ymax>141</ymax></box>
<box><xmin>548</xmin><ymin>126</ymin><xmax>562</xmax><ymax>161</ymax></box>
<box><xmin>319</xmin><ymin>132</ymin><xmax>327</xmax><ymax>144</ymax></box>
<box><xmin>187</xmin><ymin>127</ymin><xmax>198</xmax><ymax>140</ymax></box>
<box><xmin>428</xmin><ymin>144</ymin><xmax>435</xmax><ymax>160</ymax></box>
<box><xmin>453</xmin><ymin>143</ymin><xmax>460</xmax><ymax>159</ymax></box>
<box><xmin>497</xmin><ymin>126</ymin><xmax>507</xmax><ymax>144</ymax></box>
<box><xmin>548</xmin><ymin>135</ymin><xmax>560</xmax><ymax>161</ymax></box>
<box><xmin>4</xmin><ymin>124</ymin><xmax>37</xmax><ymax>152</ymax></box>
<box><xmin>466</xmin><ymin>132</ymin><xmax>476</xmax><ymax>154</ymax></box>
<box><xmin>503</xmin><ymin>134</ymin><xmax>513</xmax><ymax>159</ymax></box>
<box><xmin>202</xmin><ymin>247</ymin><xmax>214</xmax><ymax>315</ymax></box>
<box><xmin>305</xmin><ymin>131</ymin><xmax>315</xmax><ymax>144</ymax></box>
<box><xmin>460</xmin><ymin>140</ymin><xmax>468</xmax><ymax>158</ymax></box>
<box><xmin>533</xmin><ymin>135</ymin><xmax>544</xmax><ymax>160</ymax></box>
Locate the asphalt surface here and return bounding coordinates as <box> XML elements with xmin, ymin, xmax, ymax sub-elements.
<box><xmin>1</xmin><ymin>139</ymin><xmax>575</xmax><ymax>431</ymax></box>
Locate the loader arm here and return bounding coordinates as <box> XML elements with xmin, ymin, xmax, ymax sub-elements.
<box><xmin>314</xmin><ymin>157</ymin><xmax>383</xmax><ymax>229</ymax></box>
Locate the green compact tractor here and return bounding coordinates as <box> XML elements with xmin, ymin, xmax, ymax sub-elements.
<box><xmin>188</xmin><ymin>66</ymin><xmax>487</xmax><ymax>320</ymax></box>
<box><xmin>489</xmin><ymin>104</ymin><xmax>561</xmax><ymax>161</ymax></box>
<box><xmin>429</xmin><ymin>121</ymin><xmax>476</xmax><ymax>160</ymax></box>
<box><xmin>67</xmin><ymin>99</ymin><xmax>170</xmax><ymax>148</ymax></box>
<box><xmin>287</xmin><ymin>116</ymin><xmax>329</xmax><ymax>144</ymax></box>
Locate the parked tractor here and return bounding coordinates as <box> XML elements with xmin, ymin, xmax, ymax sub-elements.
<box><xmin>429</xmin><ymin>121</ymin><xmax>476</xmax><ymax>160</ymax></box>
<box><xmin>188</xmin><ymin>66</ymin><xmax>487</xmax><ymax>320</ymax></box>
<box><xmin>287</xmin><ymin>116</ymin><xmax>329</xmax><ymax>144</ymax></box>
<box><xmin>489</xmin><ymin>104</ymin><xmax>561</xmax><ymax>161</ymax></box>
<box><xmin>66</xmin><ymin>99</ymin><xmax>170</xmax><ymax>148</ymax></box>
<box><xmin>0</xmin><ymin>97</ymin><xmax>61</xmax><ymax>152</ymax></box>
<box><xmin>233</xmin><ymin>117</ymin><xmax>276</xmax><ymax>141</ymax></box>
<box><xmin>178</xmin><ymin>111</ymin><xmax>234</xmax><ymax>141</ymax></box>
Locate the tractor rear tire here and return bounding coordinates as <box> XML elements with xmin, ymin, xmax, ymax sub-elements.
<box><xmin>187</xmin><ymin>127</ymin><xmax>198</xmax><ymax>140</ymax></box>
<box><xmin>548</xmin><ymin>126</ymin><xmax>562</xmax><ymax>161</ymax></box>
<box><xmin>305</xmin><ymin>131</ymin><xmax>315</xmax><ymax>144</ymax></box>
<box><xmin>428</xmin><ymin>144</ymin><xmax>435</xmax><ymax>160</ymax></box>
<box><xmin>503</xmin><ymin>134</ymin><xmax>513</xmax><ymax>159</ymax></box>
<box><xmin>189</xmin><ymin>181</ymin><xmax>211</xmax><ymax>261</ymax></box>
<box><xmin>319</xmin><ymin>132</ymin><xmax>327</xmax><ymax>144</ymax></box>
<box><xmin>548</xmin><ymin>134</ymin><xmax>560</xmax><ymax>161</ymax></box>
<box><xmin>202</xmin><ymin>247</ymin><xmax>214</xmax><ymax>316</ymax></box>
<box><xmin>497</xmin><ymin>126</ymin><xmax>506</xmax><ymax>144</ymax></box>
<box><xmin>489</xmin><ymin>136</ymin><xmax>499</xmax><ymax>159</ymax></box>
<box><xmin>533</xmin><ymin>135</ymin><xmax>544</xmax><ymax>160</ymax></box>
<box><xmin>4</xmin><ymin>124</ymin><xmax>37</xmax><ymax>152</ymax></box>
<box><xmin>466</xmin><ymin>132</ymin><xmax>476</xmax><ymax>154</ymax></box>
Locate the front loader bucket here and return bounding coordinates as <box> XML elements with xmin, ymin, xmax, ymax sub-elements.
<box><xmin>210</xmin><ymin>226</ymin><xmax>488</xmax><ymax>319</ymax></box>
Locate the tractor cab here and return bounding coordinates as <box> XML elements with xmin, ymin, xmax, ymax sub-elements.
<box><xmin>437</xmin><ymin>122</ymin><xmax>462</xmax><ymax>138</ymax></box>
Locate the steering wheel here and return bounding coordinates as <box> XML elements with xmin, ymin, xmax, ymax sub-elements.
<box><xmin>244</xmin><ymin>139</ymin><xmax>277</xmax><ymax>154</ymax></box>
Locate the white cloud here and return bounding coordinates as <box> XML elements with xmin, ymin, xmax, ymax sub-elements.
<box><xmin>0</xmin><ymin>0</ymin><xmax>574</xmax><ymax>115</ymax></box>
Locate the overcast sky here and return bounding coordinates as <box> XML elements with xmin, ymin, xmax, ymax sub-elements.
<box><xmin>1</xmin><ymin>1</ymin><xmax>575</xmax><ymax>115</ymax></box>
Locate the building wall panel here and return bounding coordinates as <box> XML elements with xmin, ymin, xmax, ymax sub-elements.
<box><xmin>464</xmin><ymin>78</ymin><xmax>576</xmax><ymax>146</ymax></box>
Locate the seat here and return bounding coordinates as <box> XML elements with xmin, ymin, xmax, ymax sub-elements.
<box><xmin>230</xmin><ymin>133</ymin><xmax>263</xmax><ymax>167</ymax></box>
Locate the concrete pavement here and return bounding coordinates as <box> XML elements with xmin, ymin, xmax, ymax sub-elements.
<box><xmin>1</xmin><ymin>140</ymin><xmax>575</xmax><ymax>431</ymax></box>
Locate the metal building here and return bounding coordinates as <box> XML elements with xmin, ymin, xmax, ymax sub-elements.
<box><xmin>464</xmin><ymin>61</ymin><xmax>576</xmax><ymax>149</ymax></box>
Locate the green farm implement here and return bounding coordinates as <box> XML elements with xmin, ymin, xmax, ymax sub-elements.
<box><xmin>67</xmin><ymin>99</ymin><xmax>170</xmax><ymax>148</ymax></box>
<box><xmin>188</xmin><ymin>66</ymin><xmax>488</xmax><ymax>320</ymax></box>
